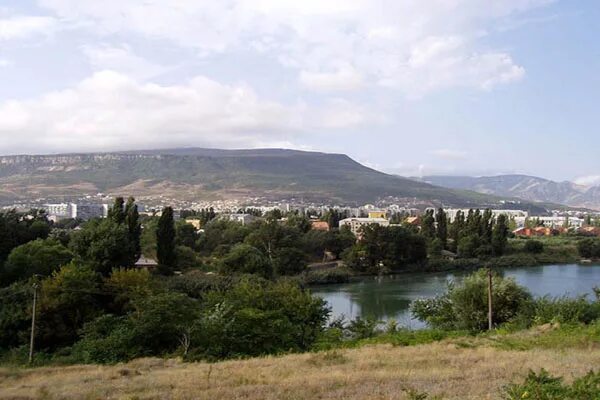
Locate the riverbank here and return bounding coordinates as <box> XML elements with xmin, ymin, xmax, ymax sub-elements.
<box><xmin>303</xmin><ymin>236</ymin><xmax>589</xmax><ymax>285</ymax></box>
<box><xmin>2</xmin><ymin>323</ymin><xmax>599</xmax><ymax>399</ymax></box>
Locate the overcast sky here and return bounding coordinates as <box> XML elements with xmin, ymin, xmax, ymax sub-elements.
<box><xmin>1</xmin><ymin>1</ymin><xmax>599</xmax><ymax>184</ymax></box>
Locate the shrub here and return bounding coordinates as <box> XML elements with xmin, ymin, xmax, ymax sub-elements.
<box><xmin>412</xmin><ymin>269</ymin><xmax>532</xmax><ymax>331</ymax></box>
<box><xmin>503</xmin><ymin>369</ymin><xmax>600</xmax><ymax>400</ymax></box>
<box><xmin>302</xmin><ymin>266</ymin><xmax>352</xmax><ymax>285</ymax></box>
<box><xmin>524</xmin><ymin>240</ymin><xmax>545</xmax><ymax>254</ymax></box>
<box><xmin>192</xmin><ymin>277</ymin><xmax>329</xmax><ymax>359</ymax></box>
<box><xmin>219</xmin><ymin>244</ymin><xmax>272</xmax><ymax>278</ymax></box>
<box><xmin>578</xmin><ymin>238</ymin><xmax>600</xmax><ymax>259</ymax></box>
<box><xmin>518</xmin><ymin>295</ymin><xmax>600</xmax><ymax>326</ymax></box>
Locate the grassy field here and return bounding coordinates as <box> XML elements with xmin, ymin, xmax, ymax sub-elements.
<box><xmin>1</xmin><ymin>324</ymin><xmax>599</xmax><ymax>400</ymax></box>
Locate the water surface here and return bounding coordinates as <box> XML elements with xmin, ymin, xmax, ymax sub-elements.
<box><xmin>311</xmin><ymin>264</ymin><xmax>600</xmax><ymax>329</ymax></box>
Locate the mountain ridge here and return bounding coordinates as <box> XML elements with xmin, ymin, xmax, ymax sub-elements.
<box><xmin>420</xmin><ymin>174</ymin><xmax>600</xmax><ymax>210</ymax></box>
<box><xmin>0</xmin><ymin>148</ymin><xmax>557</xmax><ymax>211</ymax></box>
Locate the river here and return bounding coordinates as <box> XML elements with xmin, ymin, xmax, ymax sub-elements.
<box><xmin>311</xmin><ymin>264</ymin><xmax>600</xmax><ymax>329</ymax></box>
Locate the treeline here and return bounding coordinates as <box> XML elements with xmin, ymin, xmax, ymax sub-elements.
<box><xmin>0</xmin><ymin>201</ymin><xmax>358</xmax><ymax>364</ymax></box>
<box><xmin>420</xmin><ymin>208</ymin><xmax>510</xmax><ymax>258</ymax></box>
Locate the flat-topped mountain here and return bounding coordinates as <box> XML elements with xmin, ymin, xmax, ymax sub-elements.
<box><xmin>0</xmin><ymin>148</ymin><xmax>545</xmax><ymax>208</ymax></box>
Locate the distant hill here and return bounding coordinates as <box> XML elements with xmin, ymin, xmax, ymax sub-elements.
<box><xmin>0</xmin><ymin>148</ymin><xmax>550</xmax><ymax>208</ymax></box>
<box><xmin>421</xmin><ymin>174</ymin><xmax>600</xmax><ymax>210</ymax></box>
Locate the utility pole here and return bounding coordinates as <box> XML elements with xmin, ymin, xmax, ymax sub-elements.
<box><xmin>29</xmin><ymin>282</ymin><xmax>39</xmax><ymax>364</ymax></box>
<box><xmin>487</xmin><ymin>268</ymin><xmax>493</xmax><ymax>331</ymax></box>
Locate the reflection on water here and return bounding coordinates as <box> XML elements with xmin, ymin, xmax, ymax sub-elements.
<box><xmin>311</xmin><ymin>265</ymin><xmax>600</xmax><ymax>329</ymax></box>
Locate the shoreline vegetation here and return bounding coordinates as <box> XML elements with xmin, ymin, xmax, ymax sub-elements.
<box><xmin>2</xmin><ymin>202</ymin><xmax>600</xmax><ymax>399</ymax></box>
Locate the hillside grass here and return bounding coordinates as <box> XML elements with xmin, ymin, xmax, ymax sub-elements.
<box><xmin>2</xmin><ymin>323</ymin><xmax>599</xmax><ymax>400</ymax></box>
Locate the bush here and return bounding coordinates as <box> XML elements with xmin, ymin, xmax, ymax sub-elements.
<box><xmin>191</xmin><ymin>277</ymin><xmax>329</xmax><ymax>359</ymax></box>
<box><xmin>457</xmin><ymin>235</ymin><xmax>479</xmax><ymax>258</ymax></box>
<box><xmin>503</xmin><ymin>369</ymin><xmax>600</xmax><ymax>400</ymax></box>
<box><xmin>76</xmin><ymin>292</ymin><xmax>200</xmax><ymax>363</ymax></box>
<box><xmin>518</xmin><ymin>295</ymin><xmax>600</xmax><ymax>326</ymax></box>
<box><xmin>1</xmin><ymin>238</ymin><xmax>73</xmax><ymax>284</ymax></box>
<box><xmin>219</xmin><ymin>244</ymin><xmax>272</xmax><ymax>278</ymax></box>
<box><xmin>524</xmin><ymin>240</ymin><xmax>545</xmax><ymax>254</ymax></box>
<box><xmin>412</xmin><ymin>269</ymin><xmax>532</xmax><ymax>331</ymax></box>
<box><xmin>578</xmin><ymin>238</ymin><xmax>600</xmax><ymax>258</ymax></box>
<box><xmin>302</xmin><ymin>266</ymin><xmax>352</xmax><ymax>285</ymax></box>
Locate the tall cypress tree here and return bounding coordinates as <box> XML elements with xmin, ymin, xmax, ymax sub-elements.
<box><xmin>420</xmin><ymin>209</ymin><xmax>436</xmax><ymax>240</ymax></box>
<box><xmin>435</xmin><ymin>208</ymin><xmax>448</xmax><ymax>248</ymax></box>
<box><xmin>108</xmin><ymin>197</ymin><xmax>125</xmax><ymax>225</ymax></box>
<box><xmin>492</xmin><ymin>214</ymin><xmax>509</xmax><ymax>256</ymax></box>
<box><xmin>156</xmin><ymin>206</ymin><xmax>176</xmax><ymax>275</ymax></box>
<box><xmin>125</xmin><ymin>197</ymin><xmax>141</xmax><ymax>265</ymax></box>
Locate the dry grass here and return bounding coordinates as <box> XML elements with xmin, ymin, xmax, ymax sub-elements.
<box><xmin>1</xmin><ymin>338</ymin><xmax>599</xmax><ymax>400</ymax></box>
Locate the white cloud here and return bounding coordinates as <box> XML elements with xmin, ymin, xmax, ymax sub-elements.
<box><xmin>0</xmin><ymin>70</ymin><xmax>369</xmax><ymax>154</ymax></box>
<box><xmin>38</xmin><ymin>0</ymin><xmax>552</xmax><ymax>95</ymax></box>
<box><xmin>0</xmin><ymin>71</ymin><xmax>296</xmax><ymax>154</ymax></box>
<box><xmin>0</xmin><ymin>15</ymin><xmax>57</xmax><ymax>40</ymax></box>
<box><xmin>574</xmin><ymin>175</ymin><xmax>600</xmax><ymax>187</ymax></box>
<box><xmin>430</xmin><ymin>149</ymin><xmax>468</xmax><ymax>160</ymax></box>
<box><xmin>299</xmin><ymin>65</ymin><xmax>363</xmax><ymax>92</ymax></box>
<box><xmin>82</xmin><ymin>44</ymin><xmax>170</xmax><ymax>80</ymax></box>
<box><xmin>310</xmin><ymin>99</ymin><xmax>370</xmax><ymax>129</ymax></box>
<box><xmin>0</xmin><ymin>59</ymin><xmax>10</xmax><ymax>67</ymax></box>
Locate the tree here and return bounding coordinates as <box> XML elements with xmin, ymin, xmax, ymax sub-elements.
<box><xmin>578</xmin><ymin>238</ymin><xmax>600</xmax><ymax>259</ymax></box>
<box><xmin>412</xmin><ymin>269</ymin><xmax>532</xmax><ymax>331</ymax></box>
<box><xmin>175</xmin><ymin>220</ymin><xmax>198</xmax><ymax>249</ymax></box>
<box><xmin>0</xmin><ymin>282</ymin><xmax>32</xmax><ymax>350</ymax></box>
<box><xmin>124</xmin><ymin>197</ymin><xmax>141</xmax><ymax>265</ymax></box>
<box><xmin>70</xmin><ymin>219</ymin><xmax>132</xmax><ymax>275</ymax></box>
<box><xmin>39</xmin><ymin>262</ymin><xmax>103</xmax><ymax>349</ymax></box>
<box><xmin>458</xmin><ymin>235</ymin><xmax>479</xmax><ymax>258</ymax></box>
<box><xmin>449</xmin><ymin>210</ymin><xmax>465</xmax><ymax>253</ymax></box>
<box><xmin>220</xmin><ymin>244</ymin><xmax>272</xmax><ymax>278</ymax></box>
<box><xmin>524</xmin><ymin>240</ymin><xmax>544</xmax><ymax>254</ymax></box>
<box><xmin>156</xmin><ymin>207</ymin><xmax>177</xmax><ymax>275</ymax></box>
<box><xmin>435</xmin><ymin>208</ymin><xmax>448</xmax><ymax>248</ymax></box>
<box><xmin>2</xmin><ymin>238</ymin><xmax>73</xmax><ymax>284</ymax></box>
<box><xmin>480</xmin><ymin>209</ymin><xmax>493</xmax><ymax>244</ymax></box>
<box><xmin>107</xmin><ymin>197</ymin><xmax>125</xmax><ymax>225</ymax></box>
<box><xmin>273</xmin><ymin>247</ymin><xmax>308</xmax><ymax>276</ymax></box>
<box><xmin>285</xmin><ymin>213</ymin><xmax>312</xmax><ymax>234</ymax></box>
<box><xmin>0</xmin><ymin>209</ymin><xmax>51</xmax><ymax>266</ymax></box>
<box><xmin>492</xmin><ymin>214</ymin><xmax>509</xmax><ymax>256</ymax></box>
<box><xmin>197</xmin><ymin>277</ymin><xmax>328</xmax><ymax>358</ymax></box>
<box><xmin>420</xmin><ymin>209</ymin><xmax>436</xmax><ymax>240</ymax></box>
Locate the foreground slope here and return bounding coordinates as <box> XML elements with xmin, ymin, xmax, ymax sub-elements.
<box><xmin>2</xmin><ymin>328</ymin><xmax>599</xmax><ymax>399</ymax></box>
<box><xmin>0</xmin><ymin>148</ymin><xmax>503</xmax><ymax>206</ymax></box>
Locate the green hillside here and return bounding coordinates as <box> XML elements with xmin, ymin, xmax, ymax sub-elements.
<box><xmin>0</xmin><ymin>148</ymin><xmax>544</xmax><ymax>207</ymax></box>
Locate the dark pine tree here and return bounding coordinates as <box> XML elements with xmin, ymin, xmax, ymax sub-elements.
<box><xmin>156</xmin><ymin>207</ymin><xmax>177</xmax><ymax>275</ymax></box>
<box><xmin>125</xmin><ymin>197</ymin><xmax>141</xmax><ymax>265</ymax></box>
<box><xmin>435</xmin><ymin>208</ymin><xmax>448</xmax><ymax>248</ymax></box>
<box><xmin>108</xmin><ymin>197</ymin><xmax>125</xmax><ymax>225</ymax></box>
<box><xmin>492</xmin><ymin>214</ymin><xmax>509</xmax><ymax>256</ymax></box>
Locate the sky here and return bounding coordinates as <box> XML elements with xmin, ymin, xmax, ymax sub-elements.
<box><xmin>1</xmin><ymin>0</ymin><xmax>599</xmax><ymax>184</ymax></box>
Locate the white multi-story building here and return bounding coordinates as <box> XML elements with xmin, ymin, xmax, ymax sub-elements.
<box><xmin>442</xmin><ymin>209</ymin><xmax>529</xmax><ymax>222</ymax></box>
<box><xmin>514</xmin><ymin>216</ymin><xmax>585</xmax><ymax>229</ymax></box>
<box><xmin>220</xmin><ymin>213</ymin><xmax>258</xmax><ymax>226</ymax></box>
<box><xmin>339</xmin><ymin>217</ymin><xmax>390</xmax><ymax>236</ymax></box>
<box><xmin>44</xmin><ymin>203</ymin><xmax>108</xmax><ymax>221</ymax></box>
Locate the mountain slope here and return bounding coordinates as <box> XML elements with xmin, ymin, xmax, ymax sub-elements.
<box><xmin>421</xmin><ymin>174</ymin><xmax>600</xmax><ymax>210</ymax></box>
<box><xmin>0</xmin><ymin>148</ymin><xmax>543</xmax><ymax>207</ymax></box>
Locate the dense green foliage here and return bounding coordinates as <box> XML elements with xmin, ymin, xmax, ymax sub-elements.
<box><xmin>578</xmin><ymin>238</ymin><xmax>600</xmax><ymax>258</ymax></box>
<box><xmin>412</xmin><ymin>269</ymin><xmax>532</xmax><ymax>331</ymax></box>
<box><xmin>343</xmin><ymin>225</ymin><xmax>427</xmax><ymax>273</ymax></box>
<box><xmin>156</xmin><ymin>207</ymin><xmax>177</xmax><ymax>275</ymax></box>
<box><xmin>504</xmin><ymin>369</ymin><xmax>600</xmax><ymax>400</ymax></box>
